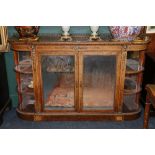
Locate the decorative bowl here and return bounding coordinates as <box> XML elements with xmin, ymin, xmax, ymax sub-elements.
<box><xmin>15</xmin><ymin>26</ymin><xmax>40</xmax><ymax>40</ymax></box>
<box><xmin>109</xmin><ymin>26</ymin><xmax>143</xmax><ymax>41</ymax></box>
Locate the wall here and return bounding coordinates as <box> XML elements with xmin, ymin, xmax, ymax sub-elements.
<box><xmin>5</xmin><ymin>26</ymin><xmax>110</xmax><ymax>107</ymax></box>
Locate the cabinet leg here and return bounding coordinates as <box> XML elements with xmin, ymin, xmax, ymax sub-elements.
<box><xmin>144</xmin><ymin>102</ymin><xmax>151</xmax><ymax>129</ymax></box>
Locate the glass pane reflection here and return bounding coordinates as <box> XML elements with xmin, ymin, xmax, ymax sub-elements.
<box><xmin>83</xmin><ymin>55</ymin><xmax>116</xmax><ymax>110</ymax></box>
<box><xmin>41</xmin><ymin>55</ymin><xmax>75</xmax><ymax>110</ymax></box>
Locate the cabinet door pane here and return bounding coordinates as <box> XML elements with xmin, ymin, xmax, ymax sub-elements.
<box><xmin>15</xmin><ymin>51</ymin><xmax>35</xmax><ymax>112</ymax></box>
<box><xmin>83</xmin><ymin>55</ymin><xmax>116</xmax><ymax>110</ymax></box>
<box><xmin>41</xmin><ymin>55</ymin><xmax>75</xmax><ymax>110</ymax></box>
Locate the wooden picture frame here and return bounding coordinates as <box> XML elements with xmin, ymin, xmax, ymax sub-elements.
<box><xmin>0</xmin><ymin>26</ymin><xmax>9</xmax><ymax>52</ymax></box>
<box><xmin>146</xmin><ymin>26</ymin><xmax>155</xmax><ymax>34</ymax></box>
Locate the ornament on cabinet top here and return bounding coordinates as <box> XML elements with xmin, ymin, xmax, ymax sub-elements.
<box><xmin>89</xmin><ymin>26</ymin><xmax>101</xmax><ymax>41</ymax></box>
<box><xmin>15</xmin><ymin>26</ymin><xmax>40</xmax><ymax>41</ymax></box>
<box><xmin>60</xmin><ymin>26</ymin><xmax>72</xmax><ymax>41</ymax></box>
<box><xmin>109</xmin><ymin>26</ymin><xmax>143</xmax><ymax>42</ymax></box>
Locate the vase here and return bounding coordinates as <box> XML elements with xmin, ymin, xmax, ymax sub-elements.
<box><xmin>109</xmin><ymin>26</ymin><xmax>143</xmax><ymax>41</ymax></box>
<box><xmin>61</xmin><ymin>26</ymin><xmax>72</xmax><ymax>41</ymax></box>
<box><xmin>15</xmin><ymin>26</ymin><xmax>40</xmax><ymax>40</ymax></box>
<box><xmin>61</xmin><ymin>26</ymin><xmax>70</xmax><ymax>36</ymax></box>
<box><xmin>90</xmin><ymin>26</ymin><xmax>99</xmax><ymax>37</ymax></box>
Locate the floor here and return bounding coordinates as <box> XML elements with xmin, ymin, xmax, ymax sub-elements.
<box><xmin>0</xmin><ymin>107</ymin><xmax>155</xmax><ymax>129</ymax></box>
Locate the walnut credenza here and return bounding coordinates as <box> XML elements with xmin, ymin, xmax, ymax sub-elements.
<box><xmin>9</xmin><ymin>35</ymin><xmax>149</xmax><ymax>121</ymax></box>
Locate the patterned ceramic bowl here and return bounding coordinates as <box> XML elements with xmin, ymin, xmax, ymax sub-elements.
<box><xmin>109</xmin><ymin>26</ymin><xmax>143</xmax><ymax>41</ymax></box>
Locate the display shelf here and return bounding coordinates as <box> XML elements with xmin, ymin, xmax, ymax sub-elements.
<box><xmin>44</xmin><ymin>106</ymin><xmax>74</xmax><ymax>111</ymax></box>
<box><xmin>123</xmin><ymin>94</ymin><xmax>140</xmax><ymax>112</ymax></box>
<box><xmin>14</xmin><ymin>64</ymin><xmax>32</xmax><ymax>74</ymax></box>
<box><xmin>46</xmin><ymin>68</ymin><xmax>74</xmax><ymax>73</ymax></box>
<box><xmin>14</xmin><ymin>59</ymin><xmax>32</xmax><ymax>74</ymax></box>
<box><xmin>43</xmin><ymin>56</ymin><xmax>75</xmax><ymax>73</ymax></box>
<box><xmin>20</xmin><ymin>75</ymin><xmax>33</xmax><ymax>84</ymax></box>
<box><xmin>22</xmin><ymin>104</ymin><xmax>35</xmax><ymax>113</ymax></box>
<box><xmin>21</xmin><ymin>95</ymin><xmax>35</xmax><ymax>112</ymax></box>
<box><xmin>124</xmin><ymin>87</ymin><xmax>142</xmax><ymax>95</ymax></box>
<box><xmin>126</xmin><ymin>59</ymin><xmax>144</xmax><ymax>75</ymax></box>
<box><xmin>123</xmin><ymin>102</ymin><xmax>140</xmax><ymax>112</ymax></box>
<box><xmin>19</xmin><ymin>59</ymin><xmax>32</xmax><ymax>65</ymax></box>
<box><xmin>124</xmin><ymin>77</ymin><xmax>141</xmax><ymax>95</ymax></box>
<box><xmin>18</xmin><ymin>86</ymin><xmax>34</xmax><ymax>96</ymax></box>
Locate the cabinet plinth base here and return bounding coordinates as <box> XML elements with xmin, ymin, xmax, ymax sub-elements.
<box><xmin>16</xmin><ymin>107</ymin><xmax>141</xmax><ymax>121</ymax></box>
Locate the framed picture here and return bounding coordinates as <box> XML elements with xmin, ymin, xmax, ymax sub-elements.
<box><xmin>146</xmin><ymin>26</ymin><xmax>155</xmax><ymax>34</ymax></box>
<box><xmin>0</xmin><ymin>26</ymin><xmax>9</xmax><ymax>52</ymax></box>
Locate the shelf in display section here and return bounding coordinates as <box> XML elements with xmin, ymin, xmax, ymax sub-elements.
<box><xmin>46</xmin><ymin>66</ymin><xmax>74</xmax><ymax>73</ymax></box>
<box><xmin>123</xmin><ymin>94</ymin><xmax>140</xmax><ymax>112</ymax></box>
<box><xmin>14</xmin><ymin>59</ymin><xmax>32</xmax><ymax>74</ymax></box>
<box><xmin>21</xmin><ymin>104</ymin><xmax>35</xmax><ymax>113</ymax></box>
<box><xmin>123</xmin><ymin>101</ymin><xmax>140</xmax><ymax>112</ymax></box>
<box><xmin>126</xmin><ymin>59</ymin><xmax>144</xmax><ymax>75</ymax></box>
<box><xmin>124</xmin><ymin>77</ymin><xmax>141</xmax><ymax>95</ymax></box>
<box><xmin>14</xmin><ymin>64</ymin><xmax>32</xmax><ymax>74</ymax></box>
<box><xmin>20</xmin><ymin>74</ymin><xmax>33</xmax><ymax>82</ymax></box>
<box><xmin>20</xmin><ymin>95</ymin><xmax>35</xmax><ymax>112</ymax></box>
<box><xmin>18</xmin><ymin>86</ymin><xmax>34</xmax><ymax>96</ymax></box>
<box><xmin>19</xmin><ymin>59</ymin><xmax>32</xmax><ymax>65</ymax></box>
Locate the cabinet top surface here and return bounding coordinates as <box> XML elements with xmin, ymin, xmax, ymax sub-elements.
<box><xmin>9</xmin><ymin>34</ymin><xmax>150</xmax><ymax>46</ymax></box>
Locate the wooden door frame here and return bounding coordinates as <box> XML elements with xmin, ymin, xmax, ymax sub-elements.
<box><xmin>78</xmin><ymin>50</ymin><xmax>125</xmax><ymax>113</ymax></box>
<box><xmin>35</xmin><ymin>49</ymin><xmax>79</xmax><ymax>113</ymax></box>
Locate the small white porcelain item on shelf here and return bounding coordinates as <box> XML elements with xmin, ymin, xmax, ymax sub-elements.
<box><xmin>28</xmin><ymin>81</ymin><xmax>34</xmax><ymax>89</ymax></box>
<box><xmin>90</xmin><ymin>26</ymin><xmax>99</xmax><ymax>36</ymax></box>
<box><xmin>61</xmin><ymin>26</ymin><xmax>72</xmax><ymax>41</ymax></box>
<box><xmin>62</xmin><ymin>26</ymin><xmax>70</xmax><ymax>36</ymax></box>
<box><xmin>90</xmin><ymin>26</ymin><xmax>100</xmax><ymax>40</ymax></box>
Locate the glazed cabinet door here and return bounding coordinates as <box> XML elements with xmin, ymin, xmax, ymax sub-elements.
<box><xmin>79</xmin><ymin>50</ymin><xmax>124</xmax><ymax>112</ymax></box>
<box><xmin>37</xmin><ymin>52</ymin><xmax>78</xmax><ymax>112</ymax></box>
